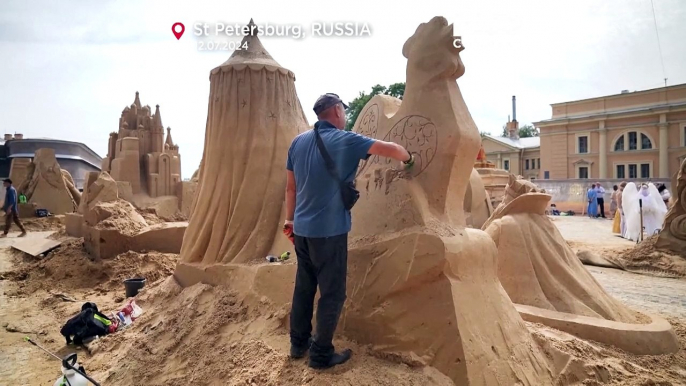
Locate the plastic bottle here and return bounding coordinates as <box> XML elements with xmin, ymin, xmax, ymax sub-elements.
<box><xmin>53</xmin><ymin>364</ymin><xmax>89</xmax><ymax>386</ymax></box>
<box><xmin>279</xmin><ymin>251</ymin><xmax>291</xmax><ymax>261</ymax></box>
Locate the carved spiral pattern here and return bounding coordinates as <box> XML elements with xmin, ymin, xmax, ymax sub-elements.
<box><xmin>357</xmin><ymin>114</ymin><xmax>438</xmax><ymax>178</ymax></box>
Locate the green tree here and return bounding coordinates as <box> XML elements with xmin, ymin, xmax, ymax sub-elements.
<box><xmin>501</xmin><ymin>124</ymin><xmax>539</xmax><ymax>138</ymax></box>
<box><xmin>479</xmin><ymin>131</ymin><xmax>490</xmax><ymax>138</ymax></box>
<box><xmin>345</xmin><ymin>83</ymin><xmax>405</xmax><ymax>131</ymax></box>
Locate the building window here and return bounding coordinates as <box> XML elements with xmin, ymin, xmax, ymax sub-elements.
<box><xmin>578</xmin><ymin>136</ymin><xmax>588</xmax><ymax>153</ymax></box>
<box><xmin>628</xmin><ymin>132</ymin><xmax>637</xmax><ymax>150</ymax></box>
<box><xmin>683</xmin><ymin>125</ymin><xmax>686</xmax><ymax>146</ymax></box>
<box><xmin>579</xmin><ymin>167</ymin><xmax>589</xmax><ymax>179</ymax></box>
<box><xmin>537</xmin><ymin>159</ymin><xmax>540</xmax><ymax>169</ymax></box>
<box><xmin>544</xmin><ymin>171</ymin><xmax>550</xmax><ymax>179</ymax></box>
<box><xmin>629</xmin><ymin>164</ymin><xmax>637</xmax><ymax>178</ymax></box>
<box><xmin>614</xmin><ymin>136</ymin><xmax>624</xmax><ymax>151</ymax></box>
<box><xmin>641</xmin><ymin>133</ymin><xmax>652</xmax><ymax>149</ymax></box>
<box><xmin>503</xmin><ymin>160</ymin><xmax>510</xmax><ymax>170</ymax></box>
<box><xmin>616</xmin><ymin>165</ymin><xmax>625</xmax><ymax>179</ymax></box>
<box><xmin>525</xmin><ymin>159</ymin><xmax>530</xmax><ymax>170</ymax></box>
<box><xmin>641</xmin><ymin>163</ymin><xmax>650</xmax><ymax>178</ymax></box>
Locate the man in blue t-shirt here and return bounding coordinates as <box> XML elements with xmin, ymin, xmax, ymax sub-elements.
<box><xmin>284</xmin><ymin>93</ymin><xmax>414</xmax><ymax>369</ymax></box>
<box><xmin>1</xmin><ymin>178</ymin><xmax>27</xmax><ymax>238</ymax></box>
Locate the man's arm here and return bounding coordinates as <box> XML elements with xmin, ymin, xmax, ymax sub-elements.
<box><xmin>285</xmin><ymin>170</ymin><xmax>296</xmax><ymax>222</ymax></box>
<box><xmin>368</xmin><ymin>140</ymin><xmax>412</xmax><ymax>162</ymax></box>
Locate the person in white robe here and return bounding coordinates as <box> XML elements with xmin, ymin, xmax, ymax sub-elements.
<box><xmin>622</xmin><ymin>183</ymin><xmax>668</xmax><ymax>241</ymax></box>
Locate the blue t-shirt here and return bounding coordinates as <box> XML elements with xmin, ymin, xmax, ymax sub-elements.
<box><xmin>286</xmin><ymin>120</ymin><xmax>375</xmax><ymax>238</ymax></box>
<box><xmin>3</xmin><ymin>186</ymin><xmax>17</xmax><ymax>212</ymax></box>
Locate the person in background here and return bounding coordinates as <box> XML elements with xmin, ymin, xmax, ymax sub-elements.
<box><xmin>550</xmin><ymin>203</ymin><xmax>560</xmax><ymax>216</ymax></box>
<box><xmin>614</xmin><ymin>181</ymin><xmax>627</xmax><ymax>236</ymax></box>
<box><xmin>587</xmin><ymin>183</ymin><xmax>598</xmax><ymax>218</ymax></box>
<box><xmin>657</xmin><ymin>184</ymin><xmax>671</xmax><ymax>208</ymax></box>
<box><xmin>595</xmin><ymin>182</ymin><xmax>606</xmax><ymax>218</ymax></box>
<box><xmin>610</xmin><ymin>185</ymin><xmax>619</xmax><ymax>219</ymax></box>
<box><xmin>1</xmin><ymin>178</ymin><xmax>27</xmax><ymax>238</ymax></box>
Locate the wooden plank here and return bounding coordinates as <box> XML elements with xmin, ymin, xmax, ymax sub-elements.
<box><xmin>12</xmin><ymin>238</ymin><xmax>61</xmax><ymax>257</ymax></box>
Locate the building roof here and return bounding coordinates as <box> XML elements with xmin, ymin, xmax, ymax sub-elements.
<box><xmin>485</xmin><ymin>135</ymin><xmax>540</xmax><ymax>149</ymax></box>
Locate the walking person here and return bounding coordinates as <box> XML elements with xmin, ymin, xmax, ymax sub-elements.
<box><xmin>595</xmin><ymin>182</ymin><xmax>606</xmax><ymax>218</ymax></box>
<box><xmin>283</xmin><ymin>93</ymin><xmax>415</xmax><ymax>369</ymax></box>
<box><xmin>587</xmin><ymin>183</ymin><xmax>598</xmax><ymax>218</ymax></box>
<box><xmin>1</xmin><ymin>179</ymin><xmax>27</xmax><ymax>238</ymax></box>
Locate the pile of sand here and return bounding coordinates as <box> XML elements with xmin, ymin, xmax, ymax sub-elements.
<box><xmin>614</xmin><ymin>236</ymin><xmax>686</xmax><ymax>277</ymax></box>
<box><xmin>76</xmin><ymin>276</ymin><xmax>686</xmax><ymax>386</ymax></box>
<box><xmin>83</xmin><ymin>278</ymin><xmax>455</xmax><ymax>386</ymax></box>
<box><xmin>528</xmin><ymin>319</ymin><xmax>686</xmax><ymax>385</ymax></box>
<box><xmin>2</xmin><ymin>239</ymin><xmax>178</xmax><ymax>294</ymax></box>
<box><xmin>86</xmin><ymin>199</ymin><xmax>149</xmax><ymax>237</ymax></box>
<box><xmin>20</xmin><ymin>216</ymin><xmax>65</xmax><ymax>232</ymax></box>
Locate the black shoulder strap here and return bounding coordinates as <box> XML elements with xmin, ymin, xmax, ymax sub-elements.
<box><xmin>313</xmin><ymin>127</ymin><xmax>342</xmax><ymax>183</ymax></box>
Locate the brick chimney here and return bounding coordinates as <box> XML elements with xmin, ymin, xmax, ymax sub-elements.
<box><xmin>14</xmin><ymin>133</ymin><xmax>23</xmax><ymax>139</ymax></box>
<box><xmin>4</xmin><ymin>134</ymin><xmax>12</xmax><ymax>141</ymax></box>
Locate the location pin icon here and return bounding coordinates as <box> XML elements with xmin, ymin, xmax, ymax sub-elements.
<box><xmin>172</xmin><ymin>23</ymin><xmax>185</xmax><ymax>40</ymax></box>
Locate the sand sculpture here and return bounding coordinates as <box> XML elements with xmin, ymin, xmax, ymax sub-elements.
<box><xmin>174</xmin><ymin>21</ymin><xmax>306</xmax><ymax>272</ymax></box>
<box><xmin>656</xmin><ymin>158</ymin><xmax>686</xmax><ymax>256</ymax></box>
<box><xmin>99</xmin><ymin>92</ymin><xmax>195</xmax><ymax>219</ymax></box>
<box><xmin>482</xmin><ymin>175</ymin><xmax>678</xmax><ymax>354</ymax></box>
<box><xmin>14</xmin><ymin>148</ymin><xmax>80</xmax><ymax>215</ymax></box>
<box><xmin>173</xmin><ymin>17</ymin><xmax>557</xmax><ymax>384</ymax></box>
<box><xmin>464</xmin><ymin>169</ymin><xmax>492</xmax><ymax>228</ymax></box>
<box><xmin>64</xmin><ymin>171</ymin><xmax>187</xmax><ymax>259</ymax></box>
<box><xmin>102</xmin><ymin>92</ymin><xmax>181</xmax><ymax>197</ymax></box>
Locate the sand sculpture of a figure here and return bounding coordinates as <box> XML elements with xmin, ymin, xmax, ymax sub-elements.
<box><xmin>343</xmin><ymin>17</ymin><xmax>553</xmax><ymax>385</ymax></box>
<box><xmin>482</xmin><ymin>175</ymin><xmax>678</xmax><ymax>354</ymax></box>
<box><xmin>623</xmin><ymin>182</ymin><xmax>668</xmax><ymax>241</ymax></box>
<box><xmin>16</xmin><ymin>148</ymin><xmax>80</xmax><ymax>214</ymax></box>
<box><xmin>175</xmin><ymin>21</ymin><xmax>307</xmax><ymax>274</ymax></box>
<box><xmin>464</xmin><ymin>169</ymin><xmax>492</xmax><ymax>228</ymax></box>
<box><xmin>656</xmin><ymin>158</ymin><xmax>686</xmax><ymax>255</ymax></box>
<box><xmin>482</xmin><ymin>175</ymin><xmax>640</xmax><ymax>321</ymax></box>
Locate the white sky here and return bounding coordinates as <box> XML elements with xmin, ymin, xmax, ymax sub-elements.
<box><xmin>1</xmin><ymin>0</ymin><xmax>684</xmax><ymax>177</ymax></box>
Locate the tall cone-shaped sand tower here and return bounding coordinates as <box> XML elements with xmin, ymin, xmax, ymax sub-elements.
<box><xmin>175</xmin><ymin>20</ymin><xmax>307</xmax><ymax>282</ymax></box>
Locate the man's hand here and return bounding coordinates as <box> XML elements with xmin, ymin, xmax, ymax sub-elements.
<box><xmin>283</xmin><ymin>220</ymin><xmax>294</xmax><ymax>245</ymax></box>
<box><xmin>402</xmin><ymin>152</ymin><xmax>415</xmax><ymax>171</ymax></box>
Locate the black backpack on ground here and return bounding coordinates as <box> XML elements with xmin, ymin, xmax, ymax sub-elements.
<box><xmin>60</xmin><ymin>302</ymin><xmax>110</xmax><ymax>345</ymax></box>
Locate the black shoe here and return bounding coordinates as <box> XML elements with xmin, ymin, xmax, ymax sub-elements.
<box><xmin>290</xmin><ymin>338</ymin><xmax>313</xmax><ymax>359</ymax></box>
<box><xmin>308</xmin><ymin>349</ymin><xmax>352</xmax><ymax>369</ymax></box>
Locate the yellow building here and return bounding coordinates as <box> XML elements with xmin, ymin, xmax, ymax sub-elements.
<box><xmin>482</xmin><ymin>120</ymin><xmax>541</xmax><ymax>180</ymax></box>
<box><xmin>534</xmin><ymin>84</ymin><xmax>686</xmax><ymax>180</ymax></box>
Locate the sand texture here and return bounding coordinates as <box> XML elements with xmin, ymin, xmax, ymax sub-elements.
<box><xmin>15</xmin><ymin>148</ymin><xmax>78</xmax><ymax>215</ymax></box>
<box><xmin>340</xmin><ymin>17</ymin><xmax>554</xmax><ymax>384</ymax></box>
<box><xmin>483</xmin><ymin>188</ymin><xmax>640</xmax><ymax>323</ymax></box>
<box><xmin>657</xmin><ymin>158</ymin><xmax>686</xmax><ymax>256</ymax></box>
<box><xmin>175</xmin><ymin>28</ymin><xmax>307</xmax><ymax>270</ymax></box>
<box><xmin>464</xmin><ymin>168</ymin><xmax>492</xmax><ymax>228</ymax></box>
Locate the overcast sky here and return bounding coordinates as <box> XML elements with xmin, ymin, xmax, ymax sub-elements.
<box><xmin>1</xmin><ymin>0</ymin><xmax>684</xmax><ymax>177</ymax></box>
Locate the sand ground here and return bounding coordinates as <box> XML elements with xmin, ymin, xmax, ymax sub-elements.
<box><xmin>0</xmin><ymin>216</ymin><xmax>685</xmax><ymax>385</ymax></box>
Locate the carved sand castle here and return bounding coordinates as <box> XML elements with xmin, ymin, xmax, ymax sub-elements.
<box><xmin>102</xmin><ymin>92</ymin><xmax>181</xmax><ymax>197</ymax></box>
<box><xmin>482</xmin><ymin>175</ymin><xmax>678</xmax><ymax>354</ymax></box>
